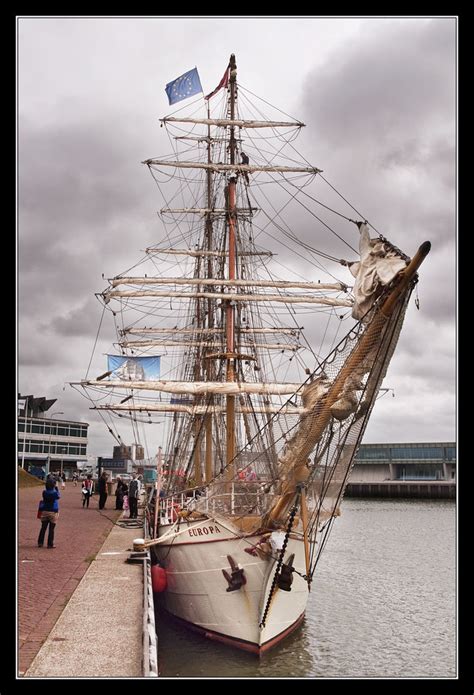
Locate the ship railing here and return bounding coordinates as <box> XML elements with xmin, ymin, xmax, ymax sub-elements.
<box><xmin>158</xmin><ymin>482</ymin><xmax>275</xmax><ymax>523</ymax></box>
<box><xmin>158</xmin><ymin>493</ymin><xmax>188</xmax><ymax>525</ymax></box>
<box><xmin>195</xmin><ymin>481</ymin><xmax>275</xmax><ymax>517</ymax></box>
<box><xmin>158</xmin><ymin>477</ymin><xmax>281</xmax><ymax>523</ymax></box>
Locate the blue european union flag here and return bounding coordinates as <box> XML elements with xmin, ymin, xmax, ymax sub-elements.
<box><xmin>165</xmin><ymin>67</ymin><xmax>203</xmax><ymax>105</ymax></box>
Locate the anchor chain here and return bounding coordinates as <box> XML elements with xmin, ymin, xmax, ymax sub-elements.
<box><xmin>259</xmin><ymin>489</ymin><xmax>301</xmax><ymax>628</ymax></box>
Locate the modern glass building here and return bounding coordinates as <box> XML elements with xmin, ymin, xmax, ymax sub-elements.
<box><xmin>352</xmin><ymin>442</ymin><xmax>456</xmax><ymax>481</ymax></box>
<box><xmin>17</xmin><ymin>394</ymin><xmax>89</xmax><ymax>478</ymax></box>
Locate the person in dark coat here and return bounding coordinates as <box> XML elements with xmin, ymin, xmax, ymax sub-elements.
<box><xmin>115</xmin><ymin>476</ymin><xmax>128</xmax><ymax>510</ymax></box>
<box><xmin>241</xmin><ymin>151</ymin><xmax>250</xmax><ymax>184</ymax></box>
<box><xmin>128</xmin><ymin>474</ymin><xmax>141</xmax><ymax>519</ymax></box>
<box><xmin>98</xmin><ymin>471</ymin><xmax>108</xmax><ymax>510</ymax></box>
<box><xmin>38</xmin><ymin>479</ymin><xmax>60</xmax><ymax>548</ymax></box>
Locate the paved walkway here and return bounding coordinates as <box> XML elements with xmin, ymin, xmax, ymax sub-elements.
<box><xmin>18</xmin><ymin>483</ymin><xmax>122</xmax><ymax>675</ymax></box>
<box><xmin>24</xmin><ymin>516</ymin><xmax>145</xmax><ymax>678</ymax></box>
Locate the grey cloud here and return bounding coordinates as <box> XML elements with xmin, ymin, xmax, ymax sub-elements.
<box><xmin>19</xmin><ymin>114</ymin><xmax>159</xmax><ymax>325</ymax></box>
<box><xmin>379</xmin><ymin>137</ymin><xmax>455</xmax><ymax>191</ymax></box>
<box><xmin>45</xmin><ymin>297</ymin><xmax>110</xmax><ymax>338</ymax></box>
<box><xmin>299</xmin><ymin>20</ymin><xmax>455</xmax><ymax>251</ymax></box>
<box><xmin>19</xmin><ymin>342</ymin><xmax>62</xmax><ymax>368</ymax></box>
<box><xmin>19</xmin><ymin>115</ymin><xmax>147</xmax><ymax>231</ymax></box>
<box><xmin>365</xmin><ymin>391</ymin><xmax>455</xmax><ymax>442</ymax></box>
<box><xmin>302</xmin><ymin>20</ymin><xmax>454</xmax><ymax>147</ymax></box>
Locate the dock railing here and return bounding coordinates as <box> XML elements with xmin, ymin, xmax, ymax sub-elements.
<box><xmin>143</xmin><ymin>551</ymin><xmax>158</xmax><ymax>677</ymax></box>
<box><xmin>135</xmin><ymin>504</ymin><xmax>158</xmax><ymax>677</ymax></box>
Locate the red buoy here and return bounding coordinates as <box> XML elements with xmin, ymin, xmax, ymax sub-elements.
<box><xmin>151</xmin><ymin>565</ymin><xmax>167</xmax><ymax>593</ymax></box>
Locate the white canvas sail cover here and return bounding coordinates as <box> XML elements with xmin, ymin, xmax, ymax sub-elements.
<box><xmin>347</xmin><ymin>223</ymin><xmax>407</xmax><ymax>320</ymax></box>
<box><xmin>82</xmin><ymin>379</ymin><xmax>303</xmax><ymax>396</ymax></box>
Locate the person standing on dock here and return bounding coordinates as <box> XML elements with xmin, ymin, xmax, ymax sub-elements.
<box><xmin>46</xmin><ymin>472</ymin><xmax>59</xmax><ymax>489</ymax></box>
<box><xmin>114</xmin><ymin>476</ymin><xmax>127</xmax><ymax>510</ymax></box>
<box><xmin>82</xmin><ymin>474</ymin><xmax>94</xmax><ymax>508</ymax></box>
<box><xmin>128</xmin><ymin>474</ymin><xmax>140</xmax><ymax>519</ymax></box>
<box><xmin>37</xmin><ymin>479</ymin><xmax>60</xmax><ymax>548</ymax></box>
<box><xmin>98</xmin><ymin>471</ymin><xmax>109</xmax><ymax>510</ymax></box>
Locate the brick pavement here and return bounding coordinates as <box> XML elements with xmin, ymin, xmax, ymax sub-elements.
<box><xmin>18</xmin><ymin>483</ymin><xmax>121</xmax><ymax>675</ymax></box>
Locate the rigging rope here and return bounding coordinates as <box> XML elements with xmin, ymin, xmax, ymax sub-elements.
<box><xmin>85</xmin><ymin>300</ymin><xmax>107</xmax><ymax>380</ymax></box>
<box><xmin>318</xmin><ymin>173</ymin><xmax>380</xmax><ymax>237</ymax></box>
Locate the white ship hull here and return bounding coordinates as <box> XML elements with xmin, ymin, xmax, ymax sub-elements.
<box><xmin>153</xmin><ymin>517</ymin><xmax>310</xmax><ymax>653</ymax></box>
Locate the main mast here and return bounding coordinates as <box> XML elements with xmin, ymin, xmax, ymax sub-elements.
<box><xmin>226</xmin><ymin>53</ymin><xmax>238</xmax><ymax>477</ymax></box>
<box><xmin>204</xmin><ymin>94</ymin><xmax>214</xmax><ymax>484</ymax></box>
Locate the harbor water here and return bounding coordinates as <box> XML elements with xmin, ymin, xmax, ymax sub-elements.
<box><xmin>155</xmin><ymin>499</ymin><xmax>456</xmax><ymax>679</ymax></box>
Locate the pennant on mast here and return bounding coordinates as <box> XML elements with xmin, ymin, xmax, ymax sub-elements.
<box><xmin>204</xmin><ymin>65</ymin><xmax>230</xmax><ymax>100</ymax></box>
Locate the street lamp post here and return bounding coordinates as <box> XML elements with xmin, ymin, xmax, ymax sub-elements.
<box><xmin>20</xmin><ymin>396</ymin><xmax>29</xmax><ymax>470</ymax></box>
<box><xmin>47</xmin><ymin>411</ymin><xmax>64</xmax><ymax>477</ymax></box>
<box><xmin>59</xmin><ymin>447</ymin><xmax>67</xmax><ymax>478</ymax></box>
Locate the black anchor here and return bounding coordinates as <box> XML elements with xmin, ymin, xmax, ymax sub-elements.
<box><xmin>222</xmin><ymin>555</ymin><xmax>246</xmax><ymax>592</ymax></box>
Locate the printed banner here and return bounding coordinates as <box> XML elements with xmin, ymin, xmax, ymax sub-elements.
<box><xmin>107</xmin><ymin>355</ymin><xmax>161</xmax><ymax>381</ymax></box>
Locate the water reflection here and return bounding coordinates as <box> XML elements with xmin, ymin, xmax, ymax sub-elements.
<box><xmin>155</xmin><ymin>607</ymin><xmax>315</xmax><ymax>678</ymax></box>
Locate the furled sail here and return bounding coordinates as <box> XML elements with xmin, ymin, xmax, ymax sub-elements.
<box><xmin>78</xmin><ymin>379</ymin><xmax>304</xmax><ymax>395</ymax></box>
<box><xmin>344</xmin><ymin>222</ymin><xmax>408</xmax><ymax>320</ymax></box>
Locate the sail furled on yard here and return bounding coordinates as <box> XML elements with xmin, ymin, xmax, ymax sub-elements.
<box><xmin>344</xmin><ymin>223</ymin><xmax>408</xmax><ymax>320</ymax></box>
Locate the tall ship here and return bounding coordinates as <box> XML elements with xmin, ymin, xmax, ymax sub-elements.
<box><xmin>72</xmin><ymin>54</ymin><xmax>430</xmax><ymax>654</ymax></box>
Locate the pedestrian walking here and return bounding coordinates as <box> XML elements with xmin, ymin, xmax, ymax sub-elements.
<box><xmin>128</xmin><ymin>474</ymin><xmax>141</xmax><ymax>519</ymax></box>
<box><xmin>37</xmin><ymin>479</ymin><xmax>60</xmax><ymax>548</ymax></box>
<box><xmin>98</xmin><ymin>471</ymin><xmax>108</xmax><ymax>510</ymax></box>
<box><xmin>82</xmin><ymin>474</ymin><xmax>94</xmax><ymax>508</ymax></box>
<box><xmin>72</xmin><ymin>471</ymin><xmax>78</xmax><ymax>487</ymax></box>
<box><xmin>61</xmin><ymin>474</ymin><xmax>66</xmax><ymax>490</ymax></box>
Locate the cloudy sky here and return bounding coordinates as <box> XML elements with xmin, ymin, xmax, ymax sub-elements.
<box><xmin>18</xmin><ymin>16</ymin><xmax>457</xmax><ymax>459</ymax></box>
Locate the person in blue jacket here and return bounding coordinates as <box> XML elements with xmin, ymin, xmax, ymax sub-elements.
<box><xmin>37</xmin><ymin>479</ymin><xmax>60</xmax><ymax>548</ymax></box>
